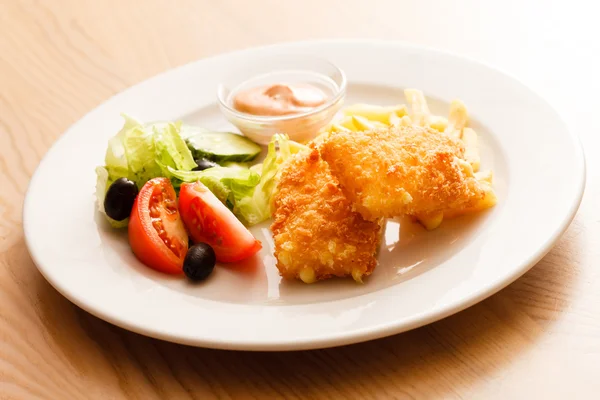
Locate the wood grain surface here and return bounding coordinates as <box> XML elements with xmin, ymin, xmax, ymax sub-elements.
<box><xmin>1</xmin><ymin>0</ymin><xmax>599</xmax><ymax>398</ymax></box>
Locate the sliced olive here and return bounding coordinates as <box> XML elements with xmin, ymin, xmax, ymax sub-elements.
<box><xmin>104</xmin><ymin>178</ymin><xmax>138</xmax><ymax>221</ymax></box>
<box><xmin>192</xmin><ymin>158</ymin><xmax>218</xmax><ymax>171</ymax></box>
<box><xmin>183</xmin><ymin>243</ymin><xmax>216</xmax><ymax>281</ymax></box>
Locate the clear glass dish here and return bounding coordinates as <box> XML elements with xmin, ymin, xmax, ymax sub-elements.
<box><xmin>217</xmin><ymin>54</ymin><xmax>346</xmax><ymax>145</ymax></box>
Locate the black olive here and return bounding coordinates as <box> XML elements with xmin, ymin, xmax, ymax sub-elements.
<box><xmin>183</xmin><ymin>243</ymin><xmax>216</xmax><ymax>281</ymax></box>
<box><xmin>192</xmin><ymin>158</ymin><xmax>218</xmax><ymax>171</ymax></box>
<box><xmin>104</xmin><ymin>178</ymin><xmax>138</xmax><ymax>221</ymax></box>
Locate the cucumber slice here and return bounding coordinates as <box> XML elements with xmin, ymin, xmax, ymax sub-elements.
<box><xmin>221</xmin><ymin>161</ymin><xmax>251</xmax><ymax>170</ymax></box>
<box><xmin>179</xmin><ymin>124</ymin><xmax>209</xmax><ymax>140</ymax></box>
<box><xmin>186</xmin><ymin>130</ymin><xmax>262</xmax><ymax>163</ymax></box>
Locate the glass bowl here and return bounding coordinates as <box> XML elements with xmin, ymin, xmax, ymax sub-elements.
<box><xmin>217</xmin><ymin>54</ymin><xmax>346</xmax><ymax>145</ymax></box>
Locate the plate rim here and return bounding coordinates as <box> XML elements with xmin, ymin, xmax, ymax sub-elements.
<box><xmin>23</xmin><ymin>39</ymin><xmax>587</xmax><ymax>351</ymax></box>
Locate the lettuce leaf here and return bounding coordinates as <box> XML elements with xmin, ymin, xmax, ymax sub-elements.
<box><xmin>95</xmin><ymin>115</ymin><xmax>197</xmax><ymax>227</ymax></box>
<box><xmin>153</xmin><ymin>121</ymin><xmax>197</xmax><ymax>176</ymax></box>
<box><xmin>168</xmin><ymin>166</ymin><xmax>260</xmax><ymax>224</ymax></box>
<box><xmin>168</xmin><ymin>134</ymin><xmax>307</xmax><ymax>226</ymax></box>
<box><xmin>96</xmin><ymin>115</ymin><xmax>306</xmax><ymax>229</ymax></box>
<box><xmin>235</xmin><ymin>134</ymin><xmax>308</xmax><ymax>225</ymax></box>
<box><xmin>104</xmin><ymin>114</ymin><xmax>139</xmax><ymax>171</ymax></box>
<box><xmin>95</xmin><ymin>166</ymin><xmax>129</xmax><ymax>228</ymax></box>
<box><xmin>122</xmin><ymin>125</ymin><xmax>162</xmax><ymax>186</ymax></box>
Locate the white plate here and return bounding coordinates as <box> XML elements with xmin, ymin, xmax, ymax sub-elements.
<box><xmin>23</xmin><ymin>40</ymin><xmax>585</xmax><ymax>351</ymax></box>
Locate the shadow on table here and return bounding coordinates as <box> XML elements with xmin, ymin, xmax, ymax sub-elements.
<box><xmin>14</xmin><ymin>219</ymin><xmax>583</xmax><ymax>399</ymax></box>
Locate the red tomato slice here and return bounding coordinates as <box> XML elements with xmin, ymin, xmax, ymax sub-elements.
<box><xmin>179</xmin><ymin>181</ymin><xmax>262</xmax><ymax>263</ymax></box>
<box><xmin>128</xmin><ymin>178</ymin><xmax>188</xmax><ymax>274</ymax></box>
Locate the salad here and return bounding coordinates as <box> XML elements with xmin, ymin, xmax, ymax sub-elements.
<box><xmin>95</xmin><ymin>114</ymin><xmax>306</xmax><ymax>281</ymax></box>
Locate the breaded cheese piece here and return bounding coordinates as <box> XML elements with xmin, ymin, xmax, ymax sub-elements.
<box><xmin>320</xmin><ymin>125</ymin><xmax>491</xmax><ymax>220</ymax></box>
<box><xmin>270</xmin><ymin>147</ymin><xmax>383</xmax><ymax>283</ymax></box>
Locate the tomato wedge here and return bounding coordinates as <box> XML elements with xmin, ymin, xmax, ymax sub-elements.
<box><xmin>128</xmin><ymin>178</ymin><xmax>188</xmax><ymax>274</ymax></box>
<box><xmin>179</xmin><ymin>181</ymin><xmax>262</xmax><ymax>263</ymax></box>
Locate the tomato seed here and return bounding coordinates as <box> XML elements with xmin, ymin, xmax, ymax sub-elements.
<box><xmin>152</xmin><ymin>220</ymin><xmax>163</xmax><ymax>231</ymax></box>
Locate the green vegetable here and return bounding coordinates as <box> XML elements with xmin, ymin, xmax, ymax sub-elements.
<box><xmin>153</xmin><ymin>122</ymin><xmax>197</xmax><ymax>177</ymax></box>
<box><xmin>96</xmin><ymin>115</ymin><xmax>307</xmax><ymax>229</ymax></box>
<box><xmin>221</xmin><ymin>161</ymin><xmax>251</xmax><ymax>170</ymax></box>
<box><xmin>95</xmin><ymin>166</ymin><xmax>129</xmax><ymax>228</ymax></box>
<box><xmin>169</xmin><ymin>134</ymin><xmax>307</xmax><ymax>226</ymax></box>
<box><xmin>104</xmin><ymin>114</ymin><xmax>137</xmax><ymax>174</ymax></box>
<box><xmin>236</xmin><ymin>134</ymin><xmax>307</xmax><ymax>225</ymax></box>
<box><xmin>122</xmin><ymin>124</ymin><xmax>163</xmax><ymax>185</ymax></box>
<box><xmin>168</xmin><ymin>166</ymin><xmax>261</xmax><ymax>224</ymax></box>
<box><xmin>96</xmin><ymin>115</ymin><xmax>139</xmax><ymax>227</ymax></box>
<box><xmin>179</xmin><ymin>124</ymin><xmax>209</xmax><ymax>140</ymax></box>
<box><xmin>95</xmin><ymin>115</ymin><xmax>197</xmax><ymax>227</ymax></box>
<box><xmin>186</xmin><ymin>131</ymin><xmax>262</xmax><ymax>163</ymax></box>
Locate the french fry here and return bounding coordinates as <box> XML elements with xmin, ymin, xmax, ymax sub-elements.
<box><xmin>445</xmin><ymin>99</ymin><xmax>468</xmax><ymax>138</ymax></box>
<box><xmin>389</xmin><ymin>112</ymin><xmax>401</xmax><ymax>127</ymax></box>
<box><xmin>338</xmin><ymin>116</ymin><xmax>359</xmax><ymax>131</ymax></box>
<box><xmin>404</xmin><ymin>89</ymin><xmax>431</xmax><ymax>126</ymax></box>
<box><xmin>456</xmin><ymin>157</ymin><xmax>475</xmax><ymax>177</ymax></box>
<box><xmin>299</xmin><ymin>267</ymin><xmax>316</xmax><ymax>284</ymax></box>
<box><xmin>330</xmin><ymin>95</ymin><xmax>496</xmax><ymax>227</ymax></box>
<box><xmin>351</xmin><ymin>116</ymin><xmax>387</xmax><ymax>131</ymax></box>
<box><xmin>461</xmin><ymin>127</ymin><xmax>480</xmax><ymax>172</ymax></box>
<box><xmin>343</xmin><ymin>104</ymin><xmax>407</xmax><ymax>124</ymax></box>
<box><xmin>474</xmin><ymin>170</ymin><xmax>493</xmax><ymax>184</ymax></box>
<box><xmin>330</xmin><ymin>123</ymin><xmax>352</xmax><ymax>133</ymax></box>
<box><xmin>399</xmin><ymin>115</ymin><xmax>412</xmax><ymax>126</ymax></box>
<box><xmin>429</xmin><ymin>116</ymin><xmax>448</xmax><ymax>132</ymax></box>
<box><xmin>351</xmin><ymin>116</ymin><xmax>374</xmax><ymax>131</ymax></box>
<box><xmin>416</xmin><ymin>211</ymin><xmax>444</xmax><ymax>230</ymax></box>
<box><xmin>444</xmin><ymin>183</ymin><xmax>497</xmax><ymax>219</ymax></box>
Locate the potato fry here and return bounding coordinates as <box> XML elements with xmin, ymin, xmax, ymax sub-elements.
<box><xmin>399</xmin><ymin>115</ymin><xmax>412</xmax><ymax>126</ymax></box>
<box><xmin>429</xmin><ymin>116</ymin><xmax>448</xmax><ymax>132</ymax></box>
<box><xmin>343</xmin><ymin>104</ymin><xmax>407</xmax><ymax>124</ymax></box>
<box><xmin>337</xmin><ymin>116</ymin><xmax>359</xmax><ymax>131</ymax></box>
<box><xmin>325</xmin><ymin>94</ymin><xmax>495</xmax><ymax>231</ymax></box>
<box><xmin>461</xmin><ymin>127</ymin><xmax>480</xmax><ymax>172</ymax></box>
<box><xmin>404</xmin><ymin>89</ymin><xmax>431</xmax><ymax>126</ymax></box>
<box><xmin>351</xmin><ymin>116</ymin><xmax>387</xmax><ymax>131</ymax></box>
<box><xmin>416</xmin><ymin>169</ymin><xmax>494</xmax><ymax>230</ymax></box>
<box><xmin>386</xmin><ymin>114</ymin><xmax>408</xmax><ymax>127</ymax></box>
<box><xmin>456</xmin><ymin>157</ymin><xmax>475</xmax><ymax>177</ymax></box>
<box><xmin>444</xmin><ymin>182</ymin><xmax>497</xmax><ymax>219</ymax></box>
<box><xmin>416</xmin><ymin>211</ymin><xmax>444</xmax><ymax>231</ymax></box>
<box><xmin>474</xmin><ymin>170</ymin><xmax>493</xmax><ymax>184</ymax></box>
<box><xmin>388</xmin><ymin>112</ymin><xmax>401</xmax><ymax>127</ymax></box>
<box><xmin>332</xmin><ymin>124</ymin><xmax>352</xmax><ymax>133</ymax></box>
<box><xmin>445</xmin><ymin>99</ymin><xmax>468</xmax><ymax>138</ymax></box>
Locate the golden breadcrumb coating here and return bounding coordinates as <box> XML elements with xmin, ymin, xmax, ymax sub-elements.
<box><xmin>319</xmin><ymin>125</ymin><xmax>487</xmax><ymax>220</ymax></box>
<box><xmin>270</xmin><ymin>147</ymin><xmax>383</xmax><ymax>283</ymax></box>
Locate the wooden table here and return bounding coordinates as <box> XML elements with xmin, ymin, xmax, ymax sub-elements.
<box><xmin>1</xmin><ymin>0</ymin><xmax>598</xmax><ymax>398</ymax></box>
